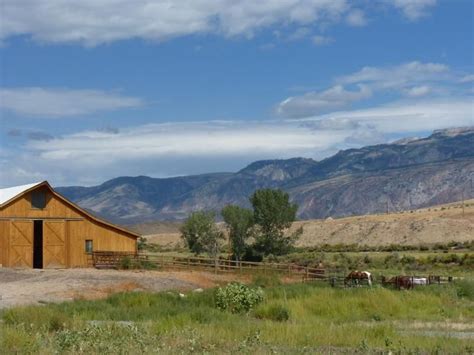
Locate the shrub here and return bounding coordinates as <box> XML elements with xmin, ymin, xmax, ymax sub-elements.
<box><xmin>119</xmin><ymin>256</ymin><xmax>133</xmax><ymax>269</ymax></box>
<box><xmin>215</xmin><ymin>283</ymin><xmax>264</xmax><ymax>314</ymax></box>
<box><xmin>254</xmin><ymin>303</ymin><xmax>290</xmax><ymax>322</ymax></box>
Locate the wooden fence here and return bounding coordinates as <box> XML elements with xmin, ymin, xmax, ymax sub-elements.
<box><xmin>92</xmin><ymin>251</ymin><xmax>326</xmax><ymax>281</ymax></box>
<box><xmin>91</xmin><ymin>252</ymin><xmax>454</xmax><ymax>288</ymax></box>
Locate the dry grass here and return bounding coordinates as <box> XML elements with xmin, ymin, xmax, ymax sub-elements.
<box><xmin>143</xmin><ymin>199</ymin><xmax>474</xmax><ymax>248</ymax></box>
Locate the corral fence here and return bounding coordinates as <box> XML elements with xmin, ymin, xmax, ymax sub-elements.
<box><xmin>91</xmin><ymin>251</ymin><xmax>455</xmax><ymax>288</ymax></box>
<box><xmin>92</xmin><ymin>251</ymin><xmax>325</xmax><ymax>281</ymax></box>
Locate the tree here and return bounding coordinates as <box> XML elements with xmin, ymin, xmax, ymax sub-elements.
<box><xmin>250</xmin><ymin>189</ymin><xmax>299</xmax><ymax>256</ymax></box>
<box><xmin>180</xmin><ymin>211</ymin><xmax>224</xmax><ymax>265</ymax></box>
<box><xmin>221</xmin><ymin>205</ymin><xmax>254</xmax><ymax>263</ymax></box>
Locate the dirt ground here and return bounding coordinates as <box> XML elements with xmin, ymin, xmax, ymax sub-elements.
<box><xmin>0</xmin><ymin>268</ymin><xmax>240</xmax><ymax>309</ymax></box>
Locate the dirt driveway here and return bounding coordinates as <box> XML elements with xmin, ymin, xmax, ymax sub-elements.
<box><xmin>0</xmin><ymin>268</ymin><xmax>233</xmax><ymax>309</ymax></box>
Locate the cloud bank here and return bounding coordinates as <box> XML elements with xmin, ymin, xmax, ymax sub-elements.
<box><xmin>1</xmin><ymin>0</ymin><xmax>437</xmax><ymax>46</ymax></box>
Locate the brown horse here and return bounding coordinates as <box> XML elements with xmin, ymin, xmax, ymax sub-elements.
<box><xmin>345</xmin><ymin>271</ymin><xmax>373</xmax><ymax>287</ymax></box>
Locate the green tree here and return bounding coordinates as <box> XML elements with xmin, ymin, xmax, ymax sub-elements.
<box><xmin>250</xmin><ymin>189</ymin><xmax>299</xmax><ymax>256</ymax></box>
<box><xmin>221</xmin><ymin>205</ymin><xmax>254</xmax><ymax>263</ymax></box>
<box><xmin>180</xmin><ymin>211</ymin><xmax>224</xmax><ymax>264</ymax></box>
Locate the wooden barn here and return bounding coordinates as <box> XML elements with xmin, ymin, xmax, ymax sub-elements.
<box><xmin>0</xmin><ymin>181</ymin><xmax>139</xmax><ymax>268</ymax></box>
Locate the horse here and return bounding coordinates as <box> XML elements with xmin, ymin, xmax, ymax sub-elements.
<box><xmin>345</xmin><ymin>270</ymin><xmax>373</xmax><ymax>287</ymax></box>
<box><xmin>412</xmin><ymin>277</ymin><xmax>428</xmax><ymax>286</ymax></box>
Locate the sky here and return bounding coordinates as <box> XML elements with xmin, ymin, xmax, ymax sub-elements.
<box><xmin>0</xmin><ymin>0</ymin><xmax>473</xmax><ymax>187</ymax></box>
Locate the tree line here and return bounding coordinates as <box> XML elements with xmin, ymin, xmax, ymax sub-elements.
<box><xmin>180</xmin><ymin>188</ymin><xmax>302</xmax><ymax>263</ymax></box>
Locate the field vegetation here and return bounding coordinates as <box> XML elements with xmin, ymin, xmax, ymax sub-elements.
<box><xmin>1</xmin><ymin>276</ymin><xmax>473</xmax><ymax>353</ymax></box>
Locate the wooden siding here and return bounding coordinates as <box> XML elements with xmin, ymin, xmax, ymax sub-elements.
<box><xmin>0</xmin><ymin>185</ymin><xmax>137</xmax><ymax>268</ymax></box>
<box><xmin>0</xmin><ymin>186</ymin><xmax>82</xmax><ymax>220</ymax></box>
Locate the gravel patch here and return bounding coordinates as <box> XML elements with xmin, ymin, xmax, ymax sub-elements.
<box><xmin>0</xmin><ymin>268</ymin><xmax>203</xmax><ymax>309</ymax></box>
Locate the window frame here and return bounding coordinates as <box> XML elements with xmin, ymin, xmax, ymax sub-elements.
<box><xmin>31</xmin><ymin>190</ymin><xmax>47</xmax><ymax>209</ymax></box>
<box><xmin>85</xmin><ymin>239</ymin><xmax>93</xmax><ymax>254</ymax></box>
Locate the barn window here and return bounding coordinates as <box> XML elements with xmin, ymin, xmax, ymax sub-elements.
<box><xmin>85</xmin><ymin>240</ymin><xmax>93</xmax><ymax>254</ymax></box>
<box><xmin>31</xmin><ymin>190</ymin><xmax>46</xmax><ymax>209</ymax></box>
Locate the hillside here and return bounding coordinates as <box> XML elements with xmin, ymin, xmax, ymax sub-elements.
<box><xmin>57</xmin><ymin>127</ymin><xmax>474</xmax><ymax>224</ymax></box>
<box><xmin>142</xmin><ymin>199</ymin><xmax>474</xmax><ymax>248</ymax></box>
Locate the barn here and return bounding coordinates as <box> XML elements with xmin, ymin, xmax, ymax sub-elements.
<box><xmin>0</xmin><ymin>181</ymin><xmax>139</xmax><ymax>268</ymax></box>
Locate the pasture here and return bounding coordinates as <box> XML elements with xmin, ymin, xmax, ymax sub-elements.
<box><xmin>1</xmin><ymin>275</ymin><xmax>473</xmax><ymax>354</ymax></box>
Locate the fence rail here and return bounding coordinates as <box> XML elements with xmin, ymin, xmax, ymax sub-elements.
<box><xmin>92</xmin><ymin>251</ymin><xmax>325</xmax><ymax>281</ymax></box>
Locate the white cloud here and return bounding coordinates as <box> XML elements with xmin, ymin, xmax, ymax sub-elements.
<box><xmin>0</xmin><ymin>0</ymin><xmax>437</xmax><ymax>46</ymax></box>
<box><xmin>460</xmin><ymin>74</ymin><xmax>474</xmax><ymax>83</ymax></box>
<box><xmin>27</xmin><ymin>121</ymin><xmax>346</xmax><ymax>163</ymax></box>
<box><xmin>276</xmin><ymin>85</ymin><xmax>371</xmax><ymax>118</ymax></box>
<box><xmin>346</xmin><ymin>9</ymin><xmax>367</xmax><ymax>27</ymax></box>
<box><xmin>390</xmin><ymin>0</ymin><xmax>437</xmax><ymax>20</ymax></box>
<box><xmin>0</xmin><ymin>87</ymin><xmax>143</xmax><ymax>117</ymax></box>
<box><xmin>337</xmin><ymin>61</ymin><xmax>449</xmax><ymax>90</ymax></box>
<box><xmin>312</xmin><ymin>35</ymin><xmax>334</xmax><ymax>46</ymax></box>
<box><xmin>299</xmin><ymin>98</ymin><xmax>474</xmax><ymax>134</ymax></box>
<box><xmin>403</xmin><ymin>85</ymin><xmax>431</xmax><ymax>97</ymax></box>
<box><xmin>0</xmin><ymin>0</ymin><xmax>349</xmax><ymax>46</ymax></box>
<box><xmin>285</xmin><ymin>27</ymin><xmax>312</xmax><ymax>41</ymax></box>
<box><xmin>277</xmin><ymin>61</ymin><xmax>458</xmax><ymax>118</ymax></box>
<box><xmin>3</xmin><ymin>97</ymin><xmax>471</xmax><ymax>186</ymax></box>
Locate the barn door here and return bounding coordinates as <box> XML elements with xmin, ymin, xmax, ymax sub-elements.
<box><xmin>8</xmin><ymin>221</ymin><xmax>33</xmax><ymax>267</ymax></box>
<box><xmin>43</xmin><ymin>221</ymin><xmax>66</xmax><ymax>268</ymax></box>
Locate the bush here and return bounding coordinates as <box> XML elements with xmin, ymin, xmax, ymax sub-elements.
<box><xmin>215</xmin><ymin>283</ymin><xmax>264</xmax><ymax>314</ymax></box>
<box><xmin>254</xmin><ymin>303</ymin><xmax>290</xmax><ymax>322</ymax></box>
<box><xmin>119</xmin><ymin>256</ymin><xmax>133</xmax><ymax>269</ymax></box>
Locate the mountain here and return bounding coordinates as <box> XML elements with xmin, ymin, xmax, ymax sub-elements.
<box><xmin>56</xmin><ymin>127</ymin><xmax>474</xmax><ymax>224</ymax></box>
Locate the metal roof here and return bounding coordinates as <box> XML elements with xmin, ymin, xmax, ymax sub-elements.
<box><xmin>0</xmin><ymin>182</ymin><xmax>43</xmax><ymax>206</ymax></box>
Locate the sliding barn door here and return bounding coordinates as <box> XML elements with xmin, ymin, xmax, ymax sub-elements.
<box><xmin>43</xmin><ymin>221</ymin><xmax>66</xmax><ymax>268</ymax></box>
<box><xmin>8</xmin><ymin>221</ymin><xmax>33</xmax><ymax>267</ymax></box>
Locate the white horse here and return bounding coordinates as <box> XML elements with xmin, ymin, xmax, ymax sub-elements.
<box><xmin>363</xmin><ymin>271</ymin><xmax>373</xmax><ymax>286</ymax></box>
<box><xmin>412</xmin><ymin>277</ymin><xmax>428</xmax><ymax>286</ymax></box>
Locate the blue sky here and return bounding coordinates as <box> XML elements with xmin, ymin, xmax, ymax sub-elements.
<box><xmin>0</xmin><ymin>0</ymin><xmax>473</xmax><ymax>187</ymax></box>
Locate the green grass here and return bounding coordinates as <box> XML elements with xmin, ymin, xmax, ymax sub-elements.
<box><xmin>1</xmin><ymin>279</ymin><xmax>473</xmax><ymax>354</ymax></box>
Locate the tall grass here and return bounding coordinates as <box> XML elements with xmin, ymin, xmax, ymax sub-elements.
<box><xmin>1</xmin><ymin>281</ymin><xmax>473</xmax><ymax>353</ymax></box>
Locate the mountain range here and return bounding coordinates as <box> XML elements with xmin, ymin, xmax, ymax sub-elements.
<box><xmin>57</xmin><ymin>127</ymin><xmax>474</xmax><ymax>224</ymax></box>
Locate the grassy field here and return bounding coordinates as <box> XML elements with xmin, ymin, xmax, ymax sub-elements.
<box><xmin>1</xmin><ymin>276</ymin><xmax>473</xmax><ymax>354</ymax></box>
